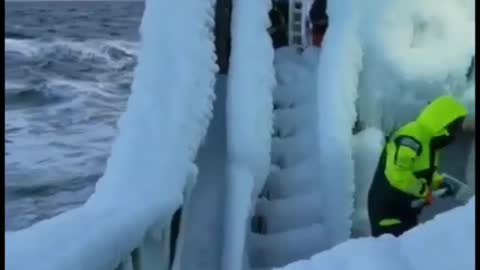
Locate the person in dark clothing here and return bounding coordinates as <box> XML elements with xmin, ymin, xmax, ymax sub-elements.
<box><xmin>309</xmin><ymin>0</ymin><xmax>328</xmax><ymax>47</ymax></box>
<box><xmin>368</xmin><ymin>96</ymin><xmax>469</xmax><ymax>237</ymax></box>
<box><xmin>269</xmin><ymin>0</ymin><xmax>289</xmax><ymax>49</ymax></box>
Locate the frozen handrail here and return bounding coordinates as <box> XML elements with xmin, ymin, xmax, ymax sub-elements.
<box><xmin>5</xmin><ymin>0</ymin><xmax>218</xmax><ymax>269</ymax></box>
<box><xmin>223</xmin><ymin>0</ymin><xmax>275</xmax><ymax>269</ymax></box>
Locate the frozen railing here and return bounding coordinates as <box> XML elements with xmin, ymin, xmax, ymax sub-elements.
<box><xmin>222</xmin><ymin>0</ymin><xmax>275</xmax><ymax>269</ymax></box>
<box><xmin>5</xmin><ymin>1</ymin><xmax>218</xmax><ymax>270</ymax></box>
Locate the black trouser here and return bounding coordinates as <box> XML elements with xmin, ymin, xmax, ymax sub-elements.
<box><xmin>368</xmin><ymin>149</ymin><xmax>421</xmax><ymax>237</ymax></box>
<box><xmin>368</xmin><ymin>201</ymin><xmax>418</xmax><ymax>237</ymax></box>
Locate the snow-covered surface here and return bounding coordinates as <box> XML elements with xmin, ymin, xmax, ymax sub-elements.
<box><xmin>275</xmin><ymin>197</ymin><xmax>475</xmax><ymax>270</ymax></box>
<box><xmin>255</xmin><ymin>193</ymin><xmax>325</xmax><ymax>234</ymax></box>
<box><xmin>351</xmin><ymin>128</ymin><xmax>384</xmax><ymax>237</ymax></box>
<box><xmin>356</xmin><ymin>0</ymin><xmax>475</xmax><ymax>132</ymax></box>
<box><xmin>250</xmin><ymin>224</ymin><xmax>332</xmax><ymax>268</ymax></box>
<box><xmin>222</xmin><ymin>0</ymin><xmax>275</xmax><ymax>269</ymax></box>
<box><xmin>5</xmin><ymin>1</ymin><xmax>218</xmax><ymax>269</ymax></box>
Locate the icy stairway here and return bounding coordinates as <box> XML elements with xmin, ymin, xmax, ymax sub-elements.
<box><xmin>248</xmin><ymin>47</ymin><xmax>332</xmax><ymax>269</ymax></box>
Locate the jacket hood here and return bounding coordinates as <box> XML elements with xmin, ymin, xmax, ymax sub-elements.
<box><xmin>416</xmin><ymin>95</ymin><xmax>468</xmax><ymax>135</ymax></box>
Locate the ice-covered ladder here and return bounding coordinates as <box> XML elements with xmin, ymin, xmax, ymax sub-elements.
<box><xmin>288</xmin><ymin>0</ymin><xmax>313</xmax><ymax>48</ymax></box>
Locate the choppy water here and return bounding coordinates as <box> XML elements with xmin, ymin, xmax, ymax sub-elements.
<box><xmin>5</xmin><ymin>1</ymin><xmax>143</xmax><ymax>231</ymax></box>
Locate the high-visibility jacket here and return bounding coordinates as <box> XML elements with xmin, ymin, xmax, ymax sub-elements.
<box><xmin>384</xmin><ymin>95</ymin><xmax>468</xmax><ymax>198</ymax></box>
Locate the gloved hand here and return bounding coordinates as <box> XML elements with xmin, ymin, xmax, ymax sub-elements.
<box><xmin>441</xmin><ymin>176</ymin><xmax>461</xmax><ymax>197</ymax></box>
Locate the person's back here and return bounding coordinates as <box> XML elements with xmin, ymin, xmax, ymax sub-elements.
<box><xmin>368</xmin><ymin>95</ymin><xmax>468</xmax><ymax>237</ymax></box>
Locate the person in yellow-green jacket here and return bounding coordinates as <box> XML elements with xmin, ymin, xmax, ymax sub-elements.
<box><xmin>367</xmin><ymin>95</ymin><xmax>468</xmax><ymax>237</ymax></box>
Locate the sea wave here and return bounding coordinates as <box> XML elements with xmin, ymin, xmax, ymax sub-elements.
<box><xmin>5</xmin><ymin>38</ymin><xmax>137</xmax><ymax>108</ymax></box>
<box><xmin>5</xmin><ymin>38</ymin><xmax>139</xmax><ymax>69</ymax></box>
<box><xmin>5</xmin><ymin>30</ymin><xmax>36</xmax><ymax>40</ymax></box>
<box><xmin>5</xmin><ymin>79</ymin><xmax>87</xmax><ymax>109</ymax></box>
<box><xmin>5</xmin><ymin>1</ymin><xmax>142</xmax><ymax>231</ymax></box>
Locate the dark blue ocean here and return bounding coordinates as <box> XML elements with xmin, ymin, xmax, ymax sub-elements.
<box><xmin>5</xmin><ymin>1</ymin><xmax>144</xmax><ymax>231</ymax></box>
